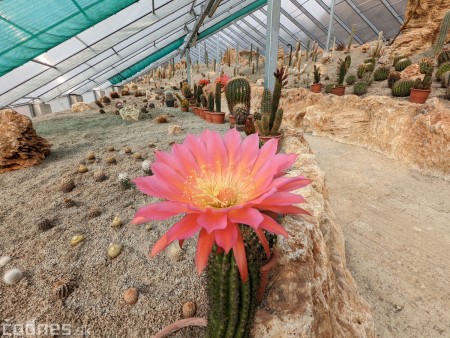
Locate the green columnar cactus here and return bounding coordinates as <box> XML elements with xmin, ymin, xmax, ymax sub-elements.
<box><xmin>208</xmin><ymin>92</ymin><xmax>215</xmax><ymax>112</ymax></box>
<box><xmin>364</xmin><ymin>57</ymin><xmax>376</xmax><ymax>64</ymax></box>
<box><xmin>249</xmin><ymin>44</ymin><xmax>253</xmax><ymax>66</ymax></box>
<box><xmin>206</xmin><ymin>51</ymin><xmax>209</xmax><ymax>69</ymax></box>
<box><xmin>206</xmin><ymin>226</ymin><xmax>276</xmax><ymax>338</ymax></box>
<box><xmin>394</xmin><ymin>58</ymin><xmax>412</xmax><ymax>71</ymax></box>
<box><xmin>436</xmin><ymin>62</ymin><xmax>450</xmax><ymax>80</ymax></box>
<box><xmin>252</xmin><ymin>63</ymin><xmax>255</xmax><ymax>75</ymax></box>
<box><xmin>200</xmin><ymin>94</ymin><xmax>207</xmax><ymax>108</ymax></box>
<box><xmin>336</xmin><ymin>58</ymin><xmax>349</xmax><ymax>85</ymax></box>
<box><xmin>347</xmin><ymin>24</ymin><xmax>355</xmax><ymax>51</ymax></box>
<box><xmin>306</xmin><ymin>39</ymin><xmax>310</xmax><ymax>61</ymax></box>
<box><xmin>357</xmin><ymin>64</ymin><xmax>366</xmax><ymax>79</ymax></box>
<box><xmin>215</xmin><ymin>82</ymin><xmax>222</xmax><ymax>112</ymax></box>
<box><xmin>311</xmin><ymin>42</ymin><xmax>319</xmax><ymax>62</ymax></box>
<box><xmin>346</xmin><ymin>74</ymin><xmax>357</xmax><ymax>85</ymax></box>
<box><xmin>373</xmin><ymin>67</ymin><xmax>390</xmax><ymax>81</ymax></box>
<box><xmin>353</xmin><ymin>82</ymin><xmax>368</xmax><ymax>96</ymax></box>
<box><xmin>437</xmin><ymin>51</ymin><xmax>450</xmax><ymax>66</ymax></box>
<box><xmin>313</xmin><ymin>65</ymin><xmax>321</xmax><ymax>84</ymax></box>
<box><xmin>393</xmin><ymin>55</ymin><xmax>408</xmax><ymax>67</ymax></box>
<box><xmin>235</xmin><ymin>44</ymin><xmax>239</xmax><ymax>67</ymax></box>
<box><xmin>413</xmin><ymin>74</ymin><xmax>432</xmax><ymax>90</ymax></box>
<box><xmin>392</xmin><ymin>79</ymin><xmax>414</xmax><ymax>97</ymax></box>
<box><xmin>193</xmin><ymin>83</ymin><xmax>198</xmax><ymax>104</ymax></box>
<box><xmin>227</xmin><ymin>48</ymin><xmax>231</xmax><ymax>67</ymax></box>
<box><xmin>369</xmin><ymin>31</ymin><xmax>384</xmax><ymax>58</ymax></box>
<box><xmin>255</xmin><ymin>67</ymin><xmax>287</xmax><ymax>136</ymax></box>
<box><xmin>213</xmin><ymin>59</ymin><xmax>217</xmax><ymax>72</ymax></box>
<box><xmin>388</xmin><ymin>71</ymin><xmax>401</xmax><ymax>88</ymax></box>
<box><xmin>255</xmin><ymin>48</ymin><xmax>260</xmax><ymax>71</ymax></box>
<box><xmin>224</xmin><ymin>77</ymin><xmax>251</xmax><ymax>114</ymax></box>
<box><xmin>441</xmin><ymin>71</ymin><xmax>450</xmax><ymax>88</ymax></box>
<box><xmin>345</xmin><ymin>54</ymin><xmax>352</xmax><ymax>70</ymax></box>
<box><xmin>182</xmin><ymin>84</ymin><xmax>193</xmax><ymax>99</ymax></box>
<box><xmin>434</xmin><ymin>10</ymin><xmax>450</xmax><ymax>55</ymax></box>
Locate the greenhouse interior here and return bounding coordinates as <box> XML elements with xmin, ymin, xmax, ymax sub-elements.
<box><xmin>0</xmin><ymin>0</ymin><xmax>449</xmax><ymax>337</ymax></box>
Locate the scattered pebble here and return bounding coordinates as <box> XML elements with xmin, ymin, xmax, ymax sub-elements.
<box><xmin>111</xmin><ymin>217</ymin><xmax>122</xmax><ymax>228</ymax></box>
<box><xmin>108</xmin><ymin>243</ymin><xmax>122</xmax><ymax>259</ymax></box>
<box><xmin>0</xmin><ymin>256</ymin><xmax>12</xmax><ymax>267</ymax></box>
<box><xmin>123</xmin><ymin>287</ymin><xmax>139</xmax><ymax>305</ymax></box>
<box><xmin>3</xmin><ymin>268</ymin><xmax>23</xmax><ymax>285</ymax></box>
<box><xmin>70</xmin><ymin>234</ymin><xmax>85</xmax><ymax>247</ymax></box>
<box><xmin>124</xmin><ymin>147</ymin><xmax>132</xmax><ymax>154</ymax></box>
<box><xmin>88</xmin><ymin>207</ymin><xmax>102</xmax><ymax>218</ymax></box>
<box><xmin>93</xmin><ymin>171</ymin><xmax>107</xmax><ymax>182</ymax></box>
<box><xmin>78</xmin><ymin>165</ymin><xmax>89</xmax><ymax>173</ymax></box>
<box><xmin>182</xmin><ymin>301</ymin><xmax>197</xmax><ymax>318</ymax></box>
<box><xmin>106</xmin><ymin>156</ymin><xmax>117</xmax><ymax>164</ymax></box>
<box><xmin>37</xmin><ymin>218</ymin><xmax>54</xmax><ymax>231</ymax></box>
<box><xmin>107</xmin><ymin>146</ymin><xmax>115</xmax><ymax>152</ymax></box>
<box><xmin>133</xmin><ymin>152</ymin><xmax>142</xmax><ymax>160</ymax></box>
<box><xmin>86</xmin><ymin>152</ymin><xmax>95</xmax><ymax>161</ymax></box>
<box><xmin>60</xmin><ymin>178</ymin><xmax>75</xmax><ymax>193</ymax></box>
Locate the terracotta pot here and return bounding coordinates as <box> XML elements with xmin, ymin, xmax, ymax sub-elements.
<box><xmin>189</xmin><ymin>104</ymin><xmax>196</xmax><ymax>113</ymax></box>
<box><xmin>181</xmin><ymin>107</ymin><xmax>188</xmax><ymax>112</ymax></box>
<box><xmin>211</xmin><ymin>112</ymin><xmax>225</xmax><ymax>124</ymax></box>
<box><xmin>409</xmin><ymin>89</ymin><xmax>431</xmax><ymax>104</ymax></box>
<box><xmin>331</xmin><ymin>85</ymin><xmax>346</xmax><ymax>96</ymax></box>
<box><xmin>310</xmin><ymin>83</ymin><xmax>323</xmax><ymax>93</ymax></box>
<box><xmin>229</xmin><ymin>115</ymin><xmax>236</xmax><ymax>124</ymax></box>
<box><xmin>205</xmin><ymin>111</ymin><xmax>213</xmax><ymax>123</ymax></box>
<box><xmin>199</xmin><ymin>109</ymin><xmax>207</xmax><ymax>120</ymax></box>
<box><xmin>259</xmin><ymin>133</ymin><xmax>283</xmax><ymax>153</ymax></box>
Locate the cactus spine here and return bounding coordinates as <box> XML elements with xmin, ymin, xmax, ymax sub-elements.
<box><xmin>392</xmin><ymin>79</ymin><xmax>414</xmax><ymax>97</ymax></box>
<box><xmin>434</xmin><ymin>10</ymin><xmax>450</xmax><ymax>55</ymax></box>
<box><xmin>255</xmin><ymin>67</ymin><xmax>287</xmax><ymax>136</ymax></box>
<box><xmin>215</xmin><ymin>82</ymin><xmax>222</xmax><ymax>112</ymax></box>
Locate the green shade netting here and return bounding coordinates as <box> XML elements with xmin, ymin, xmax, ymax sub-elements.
<box><xmin>0</xmin><ymin>0</ymin><xmax>138</xmax><ymax>77</ymax></box>
<box><xmin>109</xmin><ymin>36</ymin><xmax>186</xmax><ymax>85</ymax></box>
<box><xmin>108</xmin><ymin>0</ymin><xmax>267</xmax><ymax>85</ymax></box>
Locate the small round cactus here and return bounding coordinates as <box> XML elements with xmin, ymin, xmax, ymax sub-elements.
<box><xmin>70</xmin><ymin>234</ymin><xmax>85</xmax><ymax>247</ymax></box>
<box><xmin>108</xmin><ymin>243</ymin><xmax>122</xmax><ymax>259</ymax></box>
<box><xmin>118</xmin><ymin>173</ymin><xmax>132</xmax><ymax>190</ymax></box>
<box><xmin>52</xmin><ymin>279</ymin><xmax>73</xmax><ymax>300</ymax></box>
<box><xmin>436</xmin><ymin>62</ymin><xmax>450</xmax><ymax>81</ymax></box>
<box><xmin>325</xmin><ymin>84</ymin><xmax>334</xmax><ymax>93</ymax></box>
<box><xmin>373</xmin><ymin>67</ymin><xmax>390</xmax><ymax>81</ymax></box>
<box><xmin>123</xmin><ymin>287</ymin><xmax>139</xmax><ymax>304</ymax></box>
<box><xmin>353</xmin><ymin>82</ymin><xmax>368</xmax><ymax>96</ymax></box>
<box><xmin>388</xmin><ymin>71</ymin><xmax>401</xmax><ymax>88</ymax></box>
<box><xmin>394</xmin><ymin>58</ymin><xmax>412</xmax><ymax>72</ymax></box>
<box><xmin>392</xmin><ymin>79</ymin><xmax>414</xmax><ymax>97</ymax></box>
<box><xmin>88</xmin><ymin>206</ymin><xmax>102</xmax><ymax>219</ymax></box>
<box><xmin>181</xmin><ymin>301</ymin><xmax>197</xmax><ymax>318</ymax></box>
<box><xmin>60</xmin><ymin>178</ymin><xmax>75</xmax><ymax>193</ymax></box>
<box><xmin>346</xmin><ymin>74</ymin><xmax>357</xmax><ymax>85</ymax></box>
<box><xmin>141</xmin><ymin>160</ymin><xmax>153</xmax><ymax>175</ymax></box>
<box><xmin>93</xmin><ymin>171</ymin><xmax>107</xmax><ymax>182</ymax></box>
<box><xmin>78</xmin><ymin>165</ymin><xmax>88</xmax><ymax>173</ymax></box>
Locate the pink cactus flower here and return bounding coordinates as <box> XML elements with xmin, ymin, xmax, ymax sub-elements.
<box><xmin>132</xmin><ymin>129</ymin><xmax>310</xmax><ymax>282</ymax></box>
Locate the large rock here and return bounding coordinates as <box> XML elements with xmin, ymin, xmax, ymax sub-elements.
<box><xmin>387</xmin><ymin>1</ymin><xmax>450</xmax><ymax>57</ymax></box>
<box><xmin>252</xmin><ymin>127</ymin><xmax>374</xmax><ymax>337</ymax></box>
<box><xmin>0</xmin><ymin>109</ymin><xmax>51</xmax><ymax>173</ymax></box>
<box><xmin>264</xmin><ymin>88</ymin><xmax>449</xmax><ymax>180</ymax></box>
<box><xmin>71</xmin><ymin>102</ymin><xmax>91</xmax><ymax>113</ymax></box>
<box><xmin>119</xmin><ymin>106</ymin><xmax>144</xmax><ymax>121</ymax></box>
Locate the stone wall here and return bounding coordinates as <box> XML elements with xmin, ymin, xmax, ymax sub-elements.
<box><xmin>252</xmin><ymin>127</ymin><xmax>374</xmax><ymax>337</ymax></box>
<box><xmin>251</xmin><ymin>88</ymin><xmax>449</xmax><ymax>180</ymax></box>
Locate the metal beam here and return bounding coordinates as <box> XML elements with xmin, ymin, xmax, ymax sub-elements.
<box><xmin>186</xmin><ymin>48</ymin><xmax>192</xmax><ymax>85</ymax></box>
<box><xmin>344</xmin><ymin>0</ymin><xmax>381</xmax><ymax>36</ymax></box>
<box><xmin>379</xmin><ymin>0</ymin><xmax>403</xmax><ymax>25</ymax></box>
<box><xmin>264</xmin><ymin>0</ymin><xmax>280</xmax><ymax>90</ymax></box>
<box><xmin>184</xmin><ymin>0</ymin><xmax>217</xmax><ymax>51</ymax></box>
<box><xmin>290</xmin><ymin>0</ymin><xmax>329</xmax><ymax>39</ymax></box>
<box><xmin>278</xmin><ymin>8</ymin><xmax>318</xmax><ymax>48</ymax></box>
<box><xmin>31</xmin><ymin>59</ymin><xmax>57</xmax><ymax>69</ymax></box>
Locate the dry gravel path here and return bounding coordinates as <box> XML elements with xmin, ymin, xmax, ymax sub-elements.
<box><xmin>305</xmin><ymin>134</ymin><xmax>450</xmax><ymax>338</ymax></box>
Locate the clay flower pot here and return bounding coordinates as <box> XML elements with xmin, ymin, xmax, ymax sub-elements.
<box><xmin>211</xmin><ymin>112</ymin><xmax>225</xmax><ymax>124</ymax></box>
<box><xmin>310</xmin><ymin>83</ymin><xmax>323</xmax><ymax>93</ymax></box>
<box><xmin>258</xmin><ymin>133</ymin><xmax>283</xmax><ymax>153</ymax></box>
<box><xmin>205</xmin><ymin>111</ymin><xmax>213</xmax><ymax>123</ymax></box>
<box><xmin>181</xmin><ymin>107</ymin><xmax>189</xmax><ymax>112</ymax></box>
<box><xmin>409</xmin><ymin>89</ymin><xmax>431</xmax><ymax>104</ymax></box>
<box><xmin>331</xmin><ymin>85</ymin><xmax>346</xmax><ymax>96</ymax></box>
<box><xmin>199</xmin><ymin>109</ymin><xmax>207</xmax><ymax>120</ymax></box>
<box><xmin>189</xmin><ymin>104</ymin><xmax>196</xmax><ymax>113</ymax></box>
<box><xmin>228</xmin><ymin>114</ymin><xmax>236</xmax><ymax>124</ymax></box>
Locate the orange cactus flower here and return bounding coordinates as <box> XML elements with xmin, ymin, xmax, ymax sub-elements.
<box><xmin>132</xmin><ymin>129</ymin><xmax>310</xmax><ymax>282</ymax></box>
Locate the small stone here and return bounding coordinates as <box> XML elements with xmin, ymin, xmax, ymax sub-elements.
<box><xmin>37</xmin><ymin>218</ymin><xmax>54</xmax><ymax>231</ymax></box>
<box><xmin>60</xmin><ymin>178</ymin><xmax>75</xmax><ymax>192</ymax></box>
<box><xmin>0</xmin><ymin>256</ymin><xmax>12</xmax><ymax>267</ymax></box>
<box><xmin>3</xmin><ymin>268</ymin><xmax>23</xmax><ymax>285</ymax></box>
<box><xmin>108</xmin><ymin>243</ymin><xmax>122</xmax><ymax>259</ymax></box>
<box><xmin>124</xmin><ymin>147</ymin><xmax>132</xmax><ymax>154</ymax></box>
<box><xmin>88</xmin><ymin>207</ymin><xmax>101</xmax><ymax>219</ymax></box>
<box><xmin>63</xmin><ymin>197</ymin><xmax>75</xmax><ymax>208</ymax></box>
<box><xmin>123</xmin><ymin>287</ymin><xmax>139</xmax><ymax>304</ymax></box>
<box><xmin>149</xmin><ymin>143</ymin><xmax>156</xmax><ymax>148</ymax></box>
<box><xmin>107</xmin><ymin>146</ymin><xmax>115</xmax><ymax>152</ymax></box>
<box><xmin>168</xmin><ymin>141</ymin><xmax>175</xmax><ymax>146</ymax></box>
<box><xmin>145</xmin><ymin>224</ymin><xmax>153</xmax><ymax>231</ymax></box>
<box><xmin>93</xmin><ymin>171</ymin><xmax>107</xmax><ymax>182</ymax></box>
<box><xmin>106</xmin><ymin>156</ymin><xmax>117</xmax><ymax>164</ymax></box>
<box><xmin>70</xmin><ymin>234</ymin><xmax>85</xmax><ymax>247</ymax></box>
<box><xmin>111</xmin><ymin>217</ymin><xmax>122</xmax><ymax>228</ymax></box>
<box><xmin>78</xmin><ymin>165</ymin><xmax>88</xmax><ymax>173</ymax></box>
<box><xmin>181</xmin><ymin>301</ymin><xmax>197</xmax><ymax>318</ymax></box>
<box><xmin>86</xmin><ymin>152</ymin><xmax>95</xmax><ymax>161</ymax></box>
<box><xmin>133</xmin><ymin>152</ymin><xmax>142</xmax><ymax>160</ymax></box>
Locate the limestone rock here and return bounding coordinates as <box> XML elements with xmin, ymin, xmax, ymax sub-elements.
<box><xmin>71</xmin><ymin>102</ymin><xmax>91</xmax><ymax>113</ymax></box>
<box><xmin>119</xmin><ymin>106</ymin><xmax>144</xmax><ymax>121</ymax></box>
<box><xmin>249</xmin><ymin>126</ymin><xmax>374</xmax><ymax>337</ymax></box>
<box><xmin>400</xmin><ymin>63</ymin><xmax>423</xmax><ymax>80</ymax></box>
<box><xmin>0</xmin><ymin>109</ymin><xmax>51</xmax><ymax>174</ymax></box>
<box><xmin>168</xmin><ymin>125</ymin><xmax>183</xmax><ymax>135</ymax></box>
<box><xmin>256</xmin><ymin>79</ymin><xmax>264</xmax><ymax>86</ymax></box>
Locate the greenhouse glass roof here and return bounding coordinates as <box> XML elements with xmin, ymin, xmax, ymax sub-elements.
<box><xmin>0</xmin><ymin>0</ymin><xmax>407</xmax><ymax>108</ymax></box>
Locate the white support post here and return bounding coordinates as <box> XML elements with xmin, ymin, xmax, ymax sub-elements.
<box><xmin>264</xmin><ymin>0</ymin><xmax>281</xmax><ymax>90</ymax></box>
<box><xmin>186</xmin><ymin>48</ymin><xmax>192</xmax><ymax>85</ymax></box>
<box><xmin>217</xmin><ymin>35</ymin><xmax>220</xmax><ymax>67</ymax></box>
<box><xmin>326</xmin><ymin>0</ymin><xmax>336</xmax><ymax>52</ymax></box>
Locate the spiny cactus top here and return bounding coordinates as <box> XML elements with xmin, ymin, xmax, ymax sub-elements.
<box><xmin>131</xmin><ymin>129</ymin><xmax>311</xmax><ymax>282</ymax></box>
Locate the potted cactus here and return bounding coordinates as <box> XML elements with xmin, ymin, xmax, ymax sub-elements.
<box><xmin>205</xmin><ymin>93</ymin><xmax>214</xmax><ymax>123</ymax></box>
<box><xmin>225</xmin><ymin>77</ymin><xmax>251</xmax><ymax>131</ymax></box>
<box><xmin>164</xmin><ymin>90</ymin><xmax>175</xmax><ymax>107</ymax></box>
<box><xmin>255</xmin><ymin>67</ymin><xmax>287</xmax><ymax>153</ymax></box>
<box><xmin>211</xmin><ymin>82</ymin><xmax>225</xmax><ymax>124</ymax></box>
<box><xmin>199</xmin><ymin>94</ymin><xmax>207</xmax><ymax>120</ymax></box>
<box><xmin>409</xmin><ymin>75</ymin><xmax>432</xmax><ymax>104</ymax></box>
<box><xmin>311</xmin><ymin>65</ymin><xmax>322</xmax><ymax>93</ymax></box>
<box><xmin>331</xmin><ymin>55</ymin><xmax>351</xmax><ymax>96</ymax></box>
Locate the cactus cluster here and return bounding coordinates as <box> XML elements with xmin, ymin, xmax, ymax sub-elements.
<box><xmin>357</xmin><ymin>62</ymin><xmax>374</xmax><ymax>78</ymax></box>
<box><xmin>225</xmin><ymin>77</ymin><xmax>251</xmax><ymax>118</ymax></box>
<box><xmin>325</xmin><ymin>83</ymin><xmax>334</xmax><ymax>93</ymax></box>
<box><xmin>436</xmin><ymin>62</ymin><xmax>450</xmax><ymax>81</ymax></box>
<box><xmin>373</xmin><ymin>67</ymin><xmax>390</xmax><ymax>81</ymax></box>
<box><xmin>392</xmin><ymin>79</ymin><xmax>414</xmax><ymax>97</ymax></box>
<box><xmin>394</xmin><ymin>58</ymin><xmax>412</xmax><ymax>72</ymax></box>
<box><xmin>181</xmin><ymin>84</ymin><xmax>193</xmax><ymax>99</ymax></box>
<box><xmin>434</xmin><ymin>10</ymin><xmax>450</xmax><ymax>55</ymax></box>
<box><xmin>412</xmin><ymin>75</ymin><xmax>432</xmax><ymax>90</ymax></box>
<box><xmin>346</xmin><ymin>74</ymin><xmax>357</xmax><ymax>85</ymax></box>
<box><xmin>437</xmin><ymin>51</ymin><xmax>450</xmax><ymax>66</ymax></box>
<box><xmin>313</xmin><ymin>65</ymin><xmax>321</xmax><ymax>84</ymax></box>
<box><xmin>255</xmin><ymin>67</ymin><xmax>287</xmax><ymax>136</ymax></box>
<box><xmin>353</xmin><ymin>82</ymin><xmax>368</xmax><ymax>96</ymax></box>
<box><xmin>388</xmin><ymin>71</ymin><xmax>401</xmax><ymax>88</ymax></box>
<box><xmin>419</xmin><ymin>58</ymin><xmax>435</xmax><ymax>75</ymax></box>
<box><xmin>206</xmin><ymin>226</ymin><xmax>276</xmax><ymax>338</ymax></box>
<box><xmin>369</xmin><ymin>31</ymin><xmax>384</xmax><ymax>58</ymax></box>
<box><xmin>336</xmin><ymin>55</ymin><xmax>351</xmax><ymax>85</ymax></box>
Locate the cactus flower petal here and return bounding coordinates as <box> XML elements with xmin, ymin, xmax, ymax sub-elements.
<box><xmin>133</xmin><ymin>128</ymin><xmax>309</xmax><ymax>281</ymax></box>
